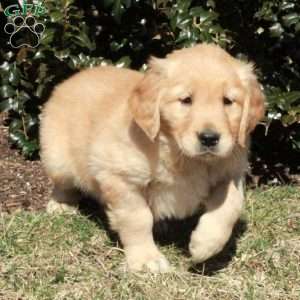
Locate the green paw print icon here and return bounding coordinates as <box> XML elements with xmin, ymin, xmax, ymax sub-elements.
<box><xmin>4</xmin><ymin>16</ymin><xmax>45</xmax><ymax>48</ymax></box>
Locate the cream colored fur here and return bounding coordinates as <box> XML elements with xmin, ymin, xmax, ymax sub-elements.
<box><xmin>40</xmin><ymin>44</ymin><xmax>265</xmax><ymax>272</ymax></box>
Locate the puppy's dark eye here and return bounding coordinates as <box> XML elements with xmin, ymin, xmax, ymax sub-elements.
<box><xmin>223</xmin><ymin>97</ymin><xmax>233</xmax><ymax>105</ymax></box>
<box><xmin>180</xmin><ymin>96</ymin><xmax>192</xmax><ymax>105</ymax></box>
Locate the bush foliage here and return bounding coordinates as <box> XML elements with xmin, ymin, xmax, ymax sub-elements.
<box><xmin>0</xmin><ymin>0</ymin><xmax>299</xmax><ymax>181</ymax></box>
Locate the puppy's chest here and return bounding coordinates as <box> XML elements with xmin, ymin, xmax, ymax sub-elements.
<box><xmin>146</xmin><ymin>159</ymin><xmax>210</xmax><ymax>220</ymax></box>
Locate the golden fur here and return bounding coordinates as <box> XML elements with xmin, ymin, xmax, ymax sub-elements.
<box><xmin>40</xmin><ymin>44</ymin><xmax>265</xmax><ymax>272</ymax></box>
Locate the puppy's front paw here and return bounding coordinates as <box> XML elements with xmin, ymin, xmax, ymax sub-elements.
<box><xmin>189</xmin><ymin>228</ymin><xmax>230</xmax><ymax>263</ymax></box>
<box><xmin>126</xmin><ymin>248</ymin><xmax>171</xmax><ymax>273</ymax></box>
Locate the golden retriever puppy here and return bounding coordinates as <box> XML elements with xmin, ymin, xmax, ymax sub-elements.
<box><xmin>40</xmin><ymin>43</ymin><xmax>265</xmax><ymax>272</ymax></box>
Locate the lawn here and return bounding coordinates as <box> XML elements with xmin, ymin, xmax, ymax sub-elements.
<box><xmin>0</xmin><ymin>186</ymin><xmax>299</xmax><ymax>300</ymax></box>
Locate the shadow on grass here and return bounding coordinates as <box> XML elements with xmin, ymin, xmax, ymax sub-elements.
<box><xmin>153</xmin><ymin>214</ymin><xmax>247</xmax><ymax>275</ymax></box>
<box><xmin>78</xmin><ymin>193</ymin><xmax>119</xmax><ymax>244</ymax></box>
<box><xmin>77</xmin><ymin>193</ymin><xmax>247</xmax><ymax>275</ymax></box>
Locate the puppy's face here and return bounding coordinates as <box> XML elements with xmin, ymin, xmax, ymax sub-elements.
<box><xmin>130</xmin><ymin>44</ymin><xmax>265</xmax><ymax>159</ymax></box>
<box><xmin>158</xmin><ymin>68</ymin><xmax>245</xmax><ymax>159</ymax></box>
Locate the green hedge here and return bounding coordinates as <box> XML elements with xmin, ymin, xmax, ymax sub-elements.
<box><xmin>0</xmin><ymin>0</ymin><xmax>299</xmax><ymax>181</ymax></box>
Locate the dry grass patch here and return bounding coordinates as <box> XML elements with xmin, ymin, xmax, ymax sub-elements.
<box><xmin>0</xmin><ymin>186</ymin><xmax>299</xmax><ymax>300</ymax></box>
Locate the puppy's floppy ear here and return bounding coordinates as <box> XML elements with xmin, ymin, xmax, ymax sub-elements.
<box><xmin>129</xmin><ymin>57</ymin><xmax>165</xmax><ymax>141</ymax></box>
<box><xmin>238</xmin><ymin>63</ymin><xmax>265</xmax><ymax>147</ymax></box>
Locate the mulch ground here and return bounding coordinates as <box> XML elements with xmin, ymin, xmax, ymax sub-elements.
<box><xmin>0</xmin><ymin>114</ymin><xmax>51</xmax><ymax>213</ymax></box>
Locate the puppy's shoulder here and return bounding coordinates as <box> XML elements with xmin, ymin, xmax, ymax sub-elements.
<box><xmin>71</xmin><ymin>65</ymin><xmax>143</xmax><ymax>86</ymax></box>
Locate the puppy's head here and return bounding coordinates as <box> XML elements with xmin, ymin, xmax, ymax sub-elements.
<box><xmin>130</xmin><ymin>44</ymin><xmax>265</xmax><ymax>159</ymax></box>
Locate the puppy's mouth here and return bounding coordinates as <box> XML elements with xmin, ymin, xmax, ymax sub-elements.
<box><xmin>197</xmin><ymin>144</ymin><xmax>235</xmax><ymax>160</ymax></box>
<box><xmin>199</xmin><ymin>145</ymin><xmax>218</xmax><ymax>154</ymax></box>
<box><xmin>180</xmin><ymin>146</ymin><xmax>221</xmax><ymax>160</ymax></box>
<box><xmin>197</xmin><ymin>148</ymin><xmax>220</xmax><ymax>159</ymax></box>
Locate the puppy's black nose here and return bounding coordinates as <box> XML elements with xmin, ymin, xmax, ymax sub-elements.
<box><xmin>198</xmin><ymin>130</ymin><xmax>220</xmax><ymax>147</ymax></box>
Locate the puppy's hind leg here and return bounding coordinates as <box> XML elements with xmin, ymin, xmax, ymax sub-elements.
<box><xmin>47</xmin><ymin>183</ymin><xmax>80</xmax><ymax>214</ymax></box>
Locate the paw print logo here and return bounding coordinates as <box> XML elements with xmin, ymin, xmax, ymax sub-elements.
<box><xmin>4</xmin><ymin>16</ymin><xmax>45</xmax><ymax>48</ymax></box>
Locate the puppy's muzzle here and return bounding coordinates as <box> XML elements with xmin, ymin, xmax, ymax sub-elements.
<box><xmin>197</xmin><ymin>130</ymin><xmax>220</xmax><ymax>148</ymax></box>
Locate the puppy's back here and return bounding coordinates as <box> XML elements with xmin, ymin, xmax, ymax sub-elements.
<box><xmin>40</xmin><ymin>66</ymin><xmax>142</xmax><ymax>190</ymax></box>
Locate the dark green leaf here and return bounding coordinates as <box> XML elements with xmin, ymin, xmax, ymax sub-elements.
<box><xmin>115</xmin><ymin>56</ymin><xmax>131</xmax><ymax>68</ymax></box>
<box><xmin>33</xmin><ymin>50</ymin><xmax>46</xmax><ymax>60</ymax></box>
<box><xmin>110</xmin><ymin>39</ymin><xmax>127</xmax><ymax>52</ymax></box>
<box><xmin>8</xmin><ymin>63</ymin><xmax>21</xmax><ymax>86</ymax></box>
<box><xmin>22</xmin><ymin>139</ymin><xmax>39</xmax><ymax>157</ymax></box>
<box><xmin>269</xmin><ymin>23</ymin><xmax>284</xmax><ymax>38</ymax></box>
<box><xmin>284</xmin><ymin>91</ymin><xmax>300</xmax><ymax>104</ymax></box>
<box><xmin>282</xmin><ymin>114</ymin><xmax>296</xmax><ymax>125</ymax></box>
<box><xmin>50</xmin><ymin>11</ymin><xmax>64</xmax><ymax>22</ymax></box>
<box><xmin>177</xmin><ymin>0</ymin><xmax>192</xmax><ymax>11</ymax></box>
<box><xmin>0</xmin><ymin>85</ymin><xmax>15</xmax><ymax>98</ymax></box>
<box><xmin>40</xmin><ymin>28</ymin><xmax>56</xmax><ymax>45</ymax></box>
<box><xmin>280</xmin><ymin>2</ymin><xmax>295</xmax><ymax>11</ymax></box>
<box><xmin>18</xmin><ymin>91</ymin><xmax>31</xmax><ymax>103</ymax></box>
<box><xmin>9</xmin><ymin>130</ymin><xmax>26</xmax><ymax>147</ymax></box>
<box><xmin>0</xmin><ymin>99</ymin><xmax>13</xmax><ymax>112</ymax></box>
<box><xmin>20</xmin><ymin>80</ymin><xmax>34</xmax><ymax>89</ymax></box>
<box><xmin>190</xmin><ymin>7</ymin><xmax>217</xmax><ymax>22</ymax></box>
<box><xmin>9</xmin><ymin>119</ymin><xmax>22</xmax><ymax>131</ymax></box>
<box><xmin>35</xmin><ymin>84</ymin><xmax>46</xmax><ymax>98</ymax></box>
<box><xmin>282</xmin><ymin>13</ymin><xmax>300</xmax><ymax>27</ymax></box>
<box><xmin>112</xmin><ymin>0</ymin><xmax>125</xmax><ymax>23</ymax></box>
<box><xmin>74</xmin><ymin>32</ymin><xmax>95</xmax><ymax>51</ymax></box>
<box><xmin>62</xmin><ymin>0</ymin><xmax>74</xmax><ymax>8</ymax></box>
<box><xmin>2</xmin><ymin>51</ymin><xmax>15</xmax><ymax>61</ymax></box>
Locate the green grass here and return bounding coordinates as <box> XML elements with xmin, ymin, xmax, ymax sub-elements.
<box><xmin>0</xmin><ymin>186</ymin><xmax>299</xmax><ymax>300</ymax></box>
